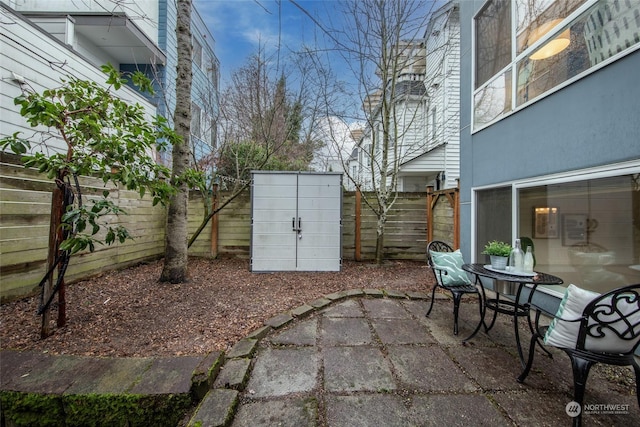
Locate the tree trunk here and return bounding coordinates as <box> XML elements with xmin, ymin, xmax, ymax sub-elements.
<box><xmin>375</xmin><ymin>213</ymin><xmax>386</xmax><ymax>265</ymax></box>
<box><xmin>161</xmin><ymin>0</ymin><xmax>192</xmax><ymax>283</ymax></box>
<box><xmin>42</xmin><ymin>184</ymin><xmax>65</xmax><ymax>338</ymax></box>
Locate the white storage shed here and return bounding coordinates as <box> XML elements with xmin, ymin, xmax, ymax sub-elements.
<box><xmin>250</xmin><ymin>171</ymin><xmax>343</xmax><ymax>272</ymax></box>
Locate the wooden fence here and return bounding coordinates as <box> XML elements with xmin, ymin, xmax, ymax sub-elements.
<box><xmin>1</xmin><ymin>154</ymin><xmax>458</xmax><ymax>301</ymax></box>
<box><xmin>427</xmin><ymin>184</ymin><xmax>460</xmax><ymax>248</ymax></box>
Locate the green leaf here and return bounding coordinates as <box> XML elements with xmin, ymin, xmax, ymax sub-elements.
<box><xmin>105</xmin><ymin>229</ymin><xmax>115</xmax><ymax>245</ymax></box>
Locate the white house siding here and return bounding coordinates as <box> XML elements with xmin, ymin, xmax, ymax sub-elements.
<box><xmin>23</xmin><ymin>16</ymin><xmax>120</xmax><ymax>67</ymax></box>
<box><xmin>190</xmin><ymin>6</ymin><xmax>219</xmax><ymax>160</ymax></box>
<box><xmin>0</xmin><ymin>5</ymin><xmax>157</xmax><ymax>154</ymax></box>
<box><xmin>421</xmin><ymin>1</ymin><xmax>460</xmax><ymax>190</ymax></box>
<box><xmin>8</xmin><ymin>0</ymin><xmax>160</xmax><ymax>45</ymax></box>
<box><xmin>397</xmin><ymin>98</ymin><xmax>428</xmax><ymax>161</ymax></box>
<box><xmin>354</xmin><ymin>1</ymin><xmax>461</xmax><ymax>193</ymax></box>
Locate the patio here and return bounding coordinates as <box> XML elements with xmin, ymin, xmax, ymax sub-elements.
<box><xmin>190</xmin><ymin>290</ymin><xmax>640</xmax><ymax>426</ymax></box>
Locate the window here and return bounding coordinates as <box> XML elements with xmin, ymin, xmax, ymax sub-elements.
<box><xmin>209</xmin><ymin>60</ymin><xmax>219</xmax><ymax>90</ymax></box>
<box><xmin>431</xmin><ymin>107</ymin><xmax>437</xmax><ymax>141</ymax></box>
<box><xmin>473</xmin><ymin>0</ymin><xmax>640</xmax><ymax>131</ymax></box>
<box><xmin>191</xmin><ymin>103</ymin><xmax>202</xmax><ymax>139</ymax></box>
<box><xmin>475</xmin><ymin>186</ymin><xmax>512</xmax><ymax>259</ymax></box>
<box><xmin>475</xmin><ymin>0</ymin><xmax>512</xmax><ymax>89</ymax></box>
<box><xmin>475</xmin><ymin>163</ymin><xmax>640</xmax><ymax>294</ymax></box>
<box><xmin>193</xmin><ymin>37</ymin><xmax>202</xmax><ymax>69</ymax></box>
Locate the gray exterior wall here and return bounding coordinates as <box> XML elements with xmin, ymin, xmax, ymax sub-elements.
<box><xmin>459</xmin><ymin>0</ymin><xmax>640</xmax><ymax>263</ymax></box>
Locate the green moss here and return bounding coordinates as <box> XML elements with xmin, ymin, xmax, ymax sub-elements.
<box><xmin>0</xmin><ymin>391</ymin><xmax>65</xmax><ymax>427</ymax></box>
<box><xmin>63</xmin><ymin>393</ymin><xmax>193</xmax><ymax>427</ymax></box>
<box><xmin>1</xmin><ymin>391</ymin><xmax>193</xmax><ymax>427</ymax></box>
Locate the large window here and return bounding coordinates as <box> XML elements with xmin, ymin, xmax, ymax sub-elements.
<box><xmin>475</xmin><ymin>165</ymin><xmax>640</xmax><ymax>294</ymax></box>
<box><xmin>473</xmin><ymin>0</ymin><xmax>640</xmax><ymax>130</ymax></box>
<box><xmin>475</xmin><ymin>185</ymin><xmax>512</xmax><ymax>256</ymax></box>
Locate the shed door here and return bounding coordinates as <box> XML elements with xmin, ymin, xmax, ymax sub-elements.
<box><xmin>251</xmin><ymin>172</ymin><xmax>342</xmax><ymax>271</ymax></box>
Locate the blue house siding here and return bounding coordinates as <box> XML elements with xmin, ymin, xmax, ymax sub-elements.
<box><xmin>459</xmin><ymin>1</ymin><xmax>640</xmax><ymax>311</ymax></box>
<box><xmin>155</xmin><ymin>0</ymin><xmax>218</xmax><ymax>162</ymax></box>
<box><xmin>157</xmin><ymin>0</ymin><xmax>177</xmax><ymax>121</ymax></box>
<box><xmin>467</xmin><ymin>52</ymin><xmax>640</xmax><ymax>188</ymax></box>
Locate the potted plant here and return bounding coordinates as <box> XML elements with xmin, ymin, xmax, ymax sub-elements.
<box><xmin>482</xmin><ymin>240</ymin><xmax>512</xmax><ymax>270</ymax></box>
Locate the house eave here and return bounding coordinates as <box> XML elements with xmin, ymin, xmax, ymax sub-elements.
<box><xmin>22</xmin><ymin>12</ymin><xmax>166</xmax><ymax>66</ymax></box>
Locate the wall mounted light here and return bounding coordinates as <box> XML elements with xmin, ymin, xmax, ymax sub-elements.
<box><xmin>528</xmin><ymin>19</ymin><xmax>571</xmax><ymax>60</ymax></box>
<box><xmin>11</xmin><ymin>72</ymin><xmax>26</xmax><ymax>84</ymax></box>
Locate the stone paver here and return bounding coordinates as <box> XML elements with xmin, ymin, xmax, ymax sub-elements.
<box><xmin>231</xmin><ymin>398</ymin><xmax>317</xmax><ymax>427</ymax></box>
<box><xmin>269</xmin><ymin>318</ymin><xmax>318</xmax><ymax>346</ymax></box>
<box><xmin>213</xmin><ymin>358</ymin><xmax>251</xmax><ymax>390</ymax></box>
<box><xmin>362</xmin><ymin>297</ymin><xmax>412</xmax><ymax>318</ymax></box>
<box><xmin>188</xmin><ymin>389</ymin><xmax>239</xmax><ymax>427</ymax></box>
<box><xmin>320</xmin><ymin>317</ymin><xmax>373</xmax><ymax>345</ymax></box>
<box><xmin>245</xmin><ymin>347</ymin><xmax>319</xmax><ymax>397</ymax></box>
<box><xmin>323</xmin><ymin>346</ymin><xmax>396</xmax><ymax>392</ymax></box>
<box><xmin>322</xmin><ymin>299</ymin><xmax>364</xmax><ymax>318</ymax></box>
<box><xmin>371</xmin><ymin>318</ymin><xmax>434</xmax><ymax>344</ymax></box>
<box><xmin>386</xmin><ymin>345</ymin><xmax>477</xmax><ymax>392</ymax></box>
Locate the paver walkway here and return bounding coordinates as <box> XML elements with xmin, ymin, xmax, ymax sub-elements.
<box><xmin>189</xmin><ymin>290</ymin><xmax>640</xmax><ymax>426</ymax></box>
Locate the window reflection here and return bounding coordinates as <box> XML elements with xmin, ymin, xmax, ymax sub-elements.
<box><xmin>475</xmin><ymin>0</ymin><xmax>511</xmax><ymax>89</ymax></box>
<box><xmin>514</xmin><ymin>174</ymin><xmax>640</xmax><ymax>293</ymax></box>
<box><xmin>516</xmin><ymin>20</ymin><xmax>590</xmax><ymax>105</ymax></box>
<box><xmin>474</xmin><ymin>0</ymin><xmax>640</xmax><ymax>130</ymax></box>
<box><xmin>515</xmin><ymin>0</ymin><xmax>585</xmax><ymax>55</ymax></box>
<box><xmin>476</xmin><ymin>186</ymin><xmax>512</xmax><ymax>263</ymax></box>
<box><xmin>474</xmin><ymin>70</ymin><xmax>512</xmax><ymax>128</ymax></box>
<box><xmin>516</xmin><ymin>0</ymin><xmax>639</xmax><ymax>106</ymax></box>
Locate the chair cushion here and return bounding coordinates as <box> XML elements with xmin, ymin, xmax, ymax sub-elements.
<box><xmin>544</xmin><ymin>284</ymin><xmax>640</xmax><ymax>353</ymax></box>
<box><xmin>544</xmin><ymin>284</ymin><xmax>597</xmax><ymax>349</ymax></box>
<box><xmin>429</xmin><ymin>250</ymin><xmax>472</xmax><ymax>287</ymax></box>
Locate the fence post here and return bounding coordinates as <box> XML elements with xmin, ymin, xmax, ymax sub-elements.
<box><xmin>211</xmin><ymin>184</ymin><xmax>219</xmax><ymax>258</ymax></box>
<box><xmin>355</xmin><ymin>188</ymin><xmax>361</xmax><ymax>261</ymax></box>
<box><xmin>426</xmin><ymin>185</ymin><xmax>434</xmax><ymax>245</ymax></box>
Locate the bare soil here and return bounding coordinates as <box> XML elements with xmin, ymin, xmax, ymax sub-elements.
<box><xmin>0</xmin><ymin>258</ymin><xmax>433</xmax><ymax>357</ymax></box>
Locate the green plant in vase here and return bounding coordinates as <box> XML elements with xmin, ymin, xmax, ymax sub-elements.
<box><xmin>482</xmin><ymin>240</ymin><xmax>512</xmax><ymax>270</ymax></box>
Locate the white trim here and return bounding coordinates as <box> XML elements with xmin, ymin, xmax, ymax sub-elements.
<box><xmin>472</xmin><ymin>160</ymin><xmax>640</xmax><ymax>192</ymax></box>
<box><xmin>470</xmin><ymin>159</ymin><xmax>640</xmax><ymax>279</ymax></box>
<box><xmin>471</xmin><ymin>0</ymin><xmax>640</xmax><ymax>134</ymax></box>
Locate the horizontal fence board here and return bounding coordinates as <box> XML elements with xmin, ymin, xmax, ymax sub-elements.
<box><xmin>1</xmin><ymin>155</ymin><xmax>455</xmax><ymax>301</ymax></box>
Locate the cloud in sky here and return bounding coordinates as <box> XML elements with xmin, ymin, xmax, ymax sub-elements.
<box><xmin>194</xmin><ymin>0</ymin><xmax>321</xmax><ymax>84</ymax></box>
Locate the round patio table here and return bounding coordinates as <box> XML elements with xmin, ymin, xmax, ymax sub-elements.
<box><xmin>461</xmin><ymin>263</ymin><xmax>564</xmax><ymax>367</ymax></box>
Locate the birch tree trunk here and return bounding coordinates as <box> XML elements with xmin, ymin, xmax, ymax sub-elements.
<box><xmin>161</xmin><ymin>0</ymin><xmax>192</xmax><ymax>283</ymax></box>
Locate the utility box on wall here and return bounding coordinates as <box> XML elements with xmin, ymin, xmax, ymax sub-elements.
<box><xmin>250</xmin><ymin>171</ymin><xmax>343</xmax><ymax>272</ymax></box>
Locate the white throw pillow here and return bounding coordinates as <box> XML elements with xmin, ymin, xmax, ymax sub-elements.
<box><xmin>544</xmin><ymin>284</ymin><xmax>598</xmax><ymax>349</ymax></box>
<box><xmin>544</xmin><ymin>284</ymin><xmax>640</xmax><ymax>353</ymax></box>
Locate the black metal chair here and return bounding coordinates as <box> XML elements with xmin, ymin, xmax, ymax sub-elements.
<box><xmin>426</xmin><ymin>240</ymin><xmax>483</xmax><ymax>335</ymax></box>
<box><xmin>518</xmin><ymin>284</ymin><xmax>640</xmax><ymax>427</ymax></box>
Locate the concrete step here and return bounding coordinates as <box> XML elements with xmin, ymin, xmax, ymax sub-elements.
<box><xmin>0</xmin><ymin>349</ymin><xmax>223</xmax><ymax>427</ymax></box>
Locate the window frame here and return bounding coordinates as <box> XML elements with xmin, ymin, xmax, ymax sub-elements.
<box><xmin>471</xmin><ymin>159</ymin><xmax>640</xmax><ymax>297</ymax></box>
<box><xmin>471</xmin><ymin>0</ymin><xmax>640</xmax><ymax>133</ymax></box>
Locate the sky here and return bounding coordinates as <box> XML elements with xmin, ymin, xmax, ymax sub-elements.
<box><xmin>193</xmin><ymin>0</ymin><xmax>360</xmax><ymax>161</ymax></box>
<box><xmin>193</xmin><ymin>0</ymin><xmax>332</xmax><ymax>87</ymax></box>
<box><xmin>191</xmin><ymin>0</ymin><xmax>439</xmax><ymax>163</ymax></box>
